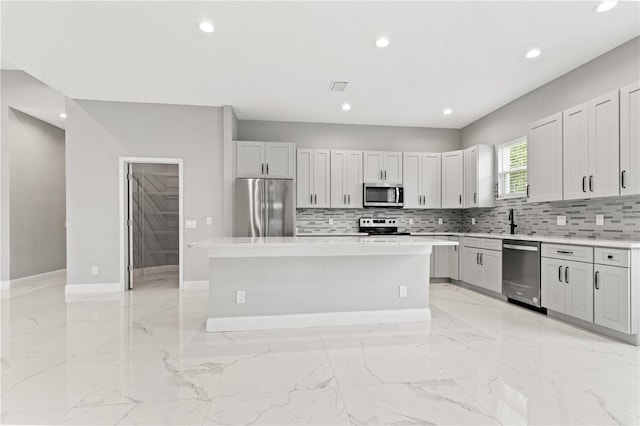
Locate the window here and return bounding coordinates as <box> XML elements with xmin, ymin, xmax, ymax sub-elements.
<box><xmin>497</xmin><ymin>137</ymin><xmax>527</xmax><ymax>199</ymax></box>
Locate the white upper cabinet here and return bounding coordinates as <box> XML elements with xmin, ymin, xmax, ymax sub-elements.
<box><xmin>527</xmin><ymin>112</ymin><xmax>563</xmax><ymax>202</ymax></box>
<box><xmin>236</xmin><ymin>141</ymin><xmax>295</xmax><ymax>179</ymax></box>
<box><xmin>363</xmin><ymin>151</ymin><xmax>403</xmax><ymax>184</ymax></box>
<box><xmin>620</xmin><ymin>81</ymin><xmax>640</xmax><ymax>196</ymax></box>
<box><xmin>463</xmin><ymin>145</ymin><xmax>495</xmax><ymax>208</ymax></box>
<box><xmin>330</xmin><ymin>150</ymin><xmax>363</xmax><ymax>208</ymax></box>
<box><xmin>442</xmin><ymin>150</ymin><xmax>464</xmax><ymax>208</ymax></box>
<box><xmin>588</xmin><ymin>90</ymin><xmax>620</xmax><ymax>199</ymax></box>
<box><xmin>403</xmin><ymin>152</ymin><xmax>442</xmax><ymax>209</ymax></box>
<box><xmin>563</xmin><ymin>103</ymin><xmax>590</xmax><ymax>200</ymax></box>
<box><xmin>296</xmin><ymin>149</ymin><xmax>330</xmax><ymax>208</ymax></box>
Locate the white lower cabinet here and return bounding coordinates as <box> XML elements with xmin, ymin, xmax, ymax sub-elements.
<box><xmin>594</xmin><ymin>264</ymin><xmax>631</xmax><ymax>333</ymax></box>
<box><xmin>460</xmin><ymin>240</ymin><xmax>501</xmax><ymax>293</ymax></box>
<box><xmin>433</xmin><ymin>245</ymin><xmax>450</xmax><ymax>278</ymax></box>
<box><xmin>448</xmin><ymin>237</ymin><xmax>459</xmax><ymax>280</ymax></box>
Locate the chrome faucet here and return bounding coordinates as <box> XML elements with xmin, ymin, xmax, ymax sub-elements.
<box><xmin>508</xmin><ymin>208</ymin><xmax>518</xmax><ymax>234</ymax></box>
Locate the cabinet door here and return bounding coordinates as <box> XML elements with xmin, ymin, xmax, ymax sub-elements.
<box><xmin>541</xmin><ymin>257</ymin><xmax>565</xmax><ymax>312</ymax></box>
<box><xmin>620</xmin><ymin>82</ymin><xmax>640</xmax><ymax>196</ymax></box>
<box><xmin>564</xmin><ymin>260</ymin><xmax>594</xmax><ymax>323</ymax></box>
<box><xmin>442</xmin><ymin>151</ymin><xmax>464</xmax><ymax>208</ymax></box>
<box><xmin>313</xmin><ymin>150</ymin><xmax>331</xmax><ymax>208</ymax></box>
<box><xmin>481</xmin><ymin>249</ymin><xmax>502</xmax><ymax>294</ymax></box>
<box><xmin>403</xmin><ymin>153</ymin><xmax>422</xmax><ymax>208</ymax></box>
<box><xmin>330</xmin><ymin>150</ymin><xmax>347</xmax><ymax>208</ymax></box>
<box><xmin>594</xmin><ymin>265</ymin><xmax>630</xmax><ymax>333</ymax></box>
<box><xmin>434</xmin><ymin>245</ymin><xmax>450</xmax><ymax>278</ymax></box>
<box><xmin>563</xmin><ymin>103</ymin><xmax>590</xmax><ymax>201</ymax></box>
<box><xmin>588</xmin><ymin>91</ymin><xmax>620</xmax><ymax>198</ymax></box>
<box><xmin>296</xmin><ymin>149</ymin><xmax>314</xmax><ymax>208</ymax></box>
<box><xmin>461</xmin><ymin>247</ymin><xmax>482</xmax><ymax>286</ymax></box>
<box><xmin>265</xmin><ymin>142</ymin><xmax>295</xmax><ymax>179</ymax></box>
<box><xmin>236</xmin><ymin>141</ymin><xmax>265</xmax><ymax>178</ymax></box>
<box><xmin>345</xmin><ymin>151</ymin><xmax>363</xmax><ymax>208</ymax></box>
<box><xmin>528</xmin><ymin>113</ymin><xmax>563</xmax><ymax>202</ymax></box>
<box><xmin>364</xmin><ymin>151</ymin><xmax>384</xmax><ymax>183</ymax></box>
<box><xmin>383</xmin><ymin>152</ymin><xmax>403</xmax><ymax>184</ymax></box>
<box><xmin>464</xmin><ymin>147</ymin><xmax>478</xmax><ymax>207</ymax></box>
<box><xmin>448</xmin><ymin>240</ymin><xmax>459</xmax><ymax>280</ymax></box>
<box><xmin>422</xmin><ymin>153</ymin><xmax>442</xmax><ymax>208</ymax></box>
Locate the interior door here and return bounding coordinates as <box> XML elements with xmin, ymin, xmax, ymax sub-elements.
<box><xmin>127</xmin><ymin>164</ymin><xmax>134</xmax><ymax>289</ymax></box>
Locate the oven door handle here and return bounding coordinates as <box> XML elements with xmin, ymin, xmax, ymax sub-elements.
<box><xmin>503</xmin><ymin>244</ymin><xmax>538</xmax><ymax>252</ymax></box>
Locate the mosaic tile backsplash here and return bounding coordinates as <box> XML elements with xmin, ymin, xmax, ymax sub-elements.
<box><xmin>297</xmin><ymin>195</ymin><xmax>640</xmax><ymax>240</ymax></box>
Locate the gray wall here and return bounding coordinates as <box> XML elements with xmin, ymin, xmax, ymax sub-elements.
<box><xmin>9</xmin><ymin>109</ymin><xmax>66</xmax><ymax>279</ymax></box>
<box><xmin>238</xmin><ymin>120</ymin><xmax>461</xmax><ymax>152</ymax></box>
<box><xmin>65</xmin><ymin>100</ymin><xmax>224</xmax><ymax>286</ymax></box>
<box><xmin>0</xmin><ymin>70</ymin><xmax>66</xmax><ymax>282</ymax></box>
<box><xmin>461</xmin><ymin>37</ymin><xmax>640</xmax><ymax>148</ymax></box>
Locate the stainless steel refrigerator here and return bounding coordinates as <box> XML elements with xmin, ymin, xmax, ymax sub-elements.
<box><xmin>234</xmin><ymin>178</ymin><xmax>295</xmax><ymax>237</ymax></box>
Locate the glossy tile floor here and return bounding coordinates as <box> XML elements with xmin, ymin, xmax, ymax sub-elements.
<box><xmin>1</xmin><ymin>273</ymin><xmax>639</xmax><ymax>425</ymax></box>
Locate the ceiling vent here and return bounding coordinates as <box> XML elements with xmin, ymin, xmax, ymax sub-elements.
<box><xmin>329</xmin><ymin>81</ymin><xmax>349</xmax><ymax>92</ymax></box>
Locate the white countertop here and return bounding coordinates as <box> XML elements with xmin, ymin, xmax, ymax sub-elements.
<box><xmin>410</xmin><ymin>232</ymin><xmax>640</xmax><ymax>249</ymax></box>
<box><xmin>295</xmin><ymin>232</ymin><xmax>369</xmax><ymax>236</ymax></box>
<box><xmin>191</xmin><ymin>236</ymin><xmax>457</xmax><ymax>248</ymax></box>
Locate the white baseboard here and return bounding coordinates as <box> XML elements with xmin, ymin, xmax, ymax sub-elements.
<box><xmin>183</xmin><ymin>280</ymin><xmax>209</xmax><ymax>290</ymax></box>
<box><xmin>5</xmin><ymin>269</ymin><xmax>66</xmax><ymax>289</ymax></box>
<box><xmin>65</xmin><ymin>282</ymin><xmax>121</xmax><ymax>294</ymax></box>
<box><xmin>206</xmin><ymin>308</ymin><xmax>432</xmax><ymax>332</ymax></box>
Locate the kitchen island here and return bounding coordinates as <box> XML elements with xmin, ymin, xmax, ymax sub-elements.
<box><xmin>190</xmin><ymin>236</ymin><xmax>457</xmax><ymax>332</ymax></box>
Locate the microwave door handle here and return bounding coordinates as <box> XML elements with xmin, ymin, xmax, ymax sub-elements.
<box><xmin>396</xmin><ymin>187</ymin><xmax>399</xmax><ymax>203</ymax></box>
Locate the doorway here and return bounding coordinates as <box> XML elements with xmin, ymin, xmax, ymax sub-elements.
<box><xmin>119</xmin><ymin>158</ymin><xmax>183</xmax><ymax>291</ymax></box>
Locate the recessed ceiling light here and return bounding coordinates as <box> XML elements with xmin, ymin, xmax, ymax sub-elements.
<box><xmin>594</xmin><ymin>1</ymin><xmax>617</xmax><ymax>13</ymax></box>
<box><xmin>375</xmin><ymin>37</ymin><xmax>390</xmax><ymax>48</ymax></box>
<box><xmin>199</xmin><ymin>21</ymin><xmax>215</xmax><ymax>33</ymax></box>
<box><xmin>341</xmin><ymin>103</ymin><xmax>351</xmax><ymax>111</ymax></box>
<box><xmin>525</xmin><ymin>48</ymin><xmax>542</xmax><ymax>59</ymax></box>
<box><xmin>59</xmin><ymin>113</ymin><xmax>67</xmax><ymax>119</ymax></box>
<box><xmin>442</xmin><ymin>108</ymin><xmax>453</xmax><ymax>116</ymax></box>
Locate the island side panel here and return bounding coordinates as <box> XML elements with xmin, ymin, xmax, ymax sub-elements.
<box><xmin>207</xmin><ymin>253</ymin><xmax>430</xmax><ymax>330</ymax></box>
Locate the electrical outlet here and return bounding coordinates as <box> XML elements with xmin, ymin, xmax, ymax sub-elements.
<box><xmin>596</xmin><ymin>214</ymin><xmax>604</xmax><ymax>226</ymax></box>
<box><xmin>91</xmin><ymin>266</ymin><xmax>98</xmax><ymax>275</ymax></box>
<box><xmin>185</xmin><ymin>220</ymin><xmax>197</xmax><ymax>229</ymax></box>
<box><xmin>408</xmin><ymin>218</ymin><xmax>414</xmax><ymax>225</ymax></box>
<box><xmin>206</xmin><ymin>217</ymin><xmax>213</xmax><ymax>225</ymax></box>
<box><xmin>236</xmin><ymin>290</ymin><xmax>246</xmax><ymax>304</ymax></box>
<box><xmin>328</xmin><ymin>218</ymin><xmax>334</xmax><ymax>225</ymax></box>
<box><xmin>438</xmin><ymin>218</ymin><xmax>443</xmax><ymax>225</ymax></box>
<box><xmin>557</xmin><ymin>216</ymin><xmax>567</xmax><ymax>226</ymax></box>
<box><xmin>399</xmin><ymin>285</ymin><xmax>407</xmax><ymax>298</ymax></box>
<box><xmin>471</xmin><ymin>218</ymin><xmax>476</xmax><ymax>225</ymax></box>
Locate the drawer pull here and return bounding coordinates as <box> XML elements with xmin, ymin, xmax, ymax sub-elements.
<box><xmin>557</xmin><ymin>250</ymin><xmax>573</xmax><ymax>255</ymax></box>
<box><xmin>607</xmin><ymin>255</ymin><xmax>613</xmax><ymax>260</ymax></box>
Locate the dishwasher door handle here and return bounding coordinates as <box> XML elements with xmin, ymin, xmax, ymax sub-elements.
<box><xmin>503</xmin><ymin>244</ymin><xmax>538</xmax><ymax>252</ymax></box>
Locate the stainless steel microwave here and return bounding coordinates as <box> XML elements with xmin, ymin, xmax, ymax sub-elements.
<box><xmin>363</xmin><ymin>184</ymin><xmax>404</xmax><ymax>207</ymax></box>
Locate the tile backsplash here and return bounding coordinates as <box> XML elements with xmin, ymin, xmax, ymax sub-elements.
<box><xmin>297</xmin><ymin>195</ymin><xmax>640</xmax><ymax>240</ymax></box>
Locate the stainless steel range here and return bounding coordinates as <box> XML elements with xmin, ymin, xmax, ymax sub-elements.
<box><xmin>359</xmin><ymin>218</ymin><xmax>411</xmax><ymax>236</ymax></box>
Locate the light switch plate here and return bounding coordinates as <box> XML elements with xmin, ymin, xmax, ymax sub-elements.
<box><xmin>206</xmin><ymin>217</ymin><xmax>213</xmax><ymax>225</ymax></box>
<box><xmin>596</xmin><ymin>214</ymin><xmax>604</xmax><ymax>226</ymax></box>
<box><xmin>438</xmin><ymin>218</ymin><xmax>443</xmax><ymax>225</ymax></box>
<box><xmin>328</xmin><ymin>218</ymin><xmax>334</xmax><ymax>225</ymax></box>
<box><xmin>185</xmin><ymin>220</ymin><xmax>197</xmax><ymax>229</ymax></box>
<box><xmin>408</xmin><ymin>218</ymin><xmax>414</xmax><ymax>225</ymax></box>
<box><xmin>399</xmin><ymin>285</ymin><xmax>407</xmax><ymax>298</ymax></box>
<box><xmin>91</xmin><ymin>266</ymin><xmax>98</xmax><ymax>275</ymax></box>
<box><xmin>557</xmin><ymin>216</ymin><xmax>567</xmax><ymax>226</ymax></box>
<box><xmin>236</xmin><ymin>290</ymin><xmax>246</xmax><ymax>304</ymax></box>
<box><xmin>471</xmin><ymin>218</ymin><xmax>476</xmax><ymax>225</ymax></box>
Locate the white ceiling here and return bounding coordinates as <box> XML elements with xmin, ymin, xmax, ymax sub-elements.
<box><xmin>2</xmin><ymin>1</ymin><xmax>639</xmax><ymax>129</ymax></box>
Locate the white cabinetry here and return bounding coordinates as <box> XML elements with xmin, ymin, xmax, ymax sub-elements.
<box><xmin>620</xmin><ymin>81</ymin><xmax>640</xmax><ymax>196</ymax></box>
<box><xmin>448</xmin><ymin>237</ymin><xmax>459</xmax><ymax>280</ymax></box>
<box><xmin>541</xmin><ymin>244</ymin><xmax>594</xmax><ymax>322</ymax></box>
<box><xmin>330</xmin><ymin>150</ymin><xmax>363</xmax><ymax>208</ymax></box>
<box><xmin>588</xmin><ymin>90</ymin><xmax>620</xmax><ymax>198</ymax></box>
<box><xmin>463</xmin><ymin>145</ymin><xmax>495</xmax><ymax>208</ymax></box>
<box><xmin>594</xmin><ymin>247</ymin><xmax>632</xmax><ymax>334</ymax></box>
<box><xmin>527</xmin><ymin>113</ymin><xmax>563</xmax><ymax>202</ymax></box>
<box><xmin>562</xmin><ymin>103</ymin><xmax>590</xmax><ymax>200</ymax></box>
<box><xmin>460</xmin><ymin>237</ymin><xmax>502</xmax><ymax>293</ymax></box>
<box><xmin>296</xmin><ymin>149</ymin><xmax>330</xmax><ymax>208</ymax></box>
<box><xmin>363</xmin><ymin>151</ymin><xmax>403</xmax><ymax>184</ymax></box>
<box><xmin>442</xmin><ymin>150</ymin><xmax>464</xmax><ymax>208</ymax></box>
<box><xmin>403</xmin><ymin>153</ymin><xmax>441</xmax><ymax>209</ymax></box>
<box><xmin>236</xmin><ymin>141</ymin><xmax>295</xmax><ymax>179</ymax></box>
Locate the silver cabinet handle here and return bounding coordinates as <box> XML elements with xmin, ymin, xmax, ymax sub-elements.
<box><xmin>595</xmin><ymin>271</ymin><xmax>600</xmax><ymax>290</ymax></box>
<box><xmin>582</xmin><ymin>176</ymin><xmax>587</xmax><ymax>193</ymax></box>
<box><xmin>526</xmin><ymin>184</ymin><xmax>530</xmax><ymax>198</ymax></box>
<box><xmin>621</xmin><ymin>171</ymin><xmax>627</xmax><ymax>189</ymax></box>
<box><xmin>558</xmin><ymin>265</ymin><xmax>563</xmax><ymax>282</ymax></box>
<box><xmin>384</xmin><ymin>170</ymin><xmax>387</xmax><ymax>180</ymax></box>
<box><xmin>310</xmin><ymin>194</ymin><xmax>313</xmax><ymax>204</ymax></box>
<box><xmin>261</xmin><ymin>163</ymin><xmax>265</xmax><ymax>174</ymax></box>
<box><xmin>459</xmin><ymin>194</ymin><xmax>462</xmax><ymax>205</ymax></box>
<box><xmin>348</xmin><ymin>194</ymin><xmax>351</xmax><ymax>204</ymax></box>
<box><xmin>476</xmin><ymin>253</ymin><xmax>480</xmax><ymax>265</ymax></box>
<box><xmin>589</xmin><ymin>175</ymin><xmax>594</xmax><ymax>192</ymax></box>
<box><xmin>343</xmin><ymin>194</ymin><xmax>346</xmax><ymax>205</ymax></box>
<box><xmin>315</xmin><ymin>194</ymin><xmax>318</xmax><ymax>204</ymax></box>
<box><xmin>380</xmin><ymin>170</ymin><xmax>383</xmax><ymax>180</ymax></box>
<box><xmin>480</xmin><ymin>253</ymin><xmax>483</xmax><ymax>265</ymax></box>
<box><xmin>557</xmin><ymin>250</ymin><xmax>573</xmax><ymax>255</ymax></box>
<box><xmin>473</xmin><ymin>192</ymin><xmax>477</xmax><ymax>204</ymax></box>
<box><xmin>423</xmin><ymin>195</ymin><xmax>426</xmax><ymax>205</ymax></box>
<box><xmin>266</xmin><ymin>163</ymin><xmax>269</xmax><ymax>175</ymax></box>
<box><xmin>565</xmin><ymin>266</ymin><xmax>569</xmax><ymax>284</ymax></box>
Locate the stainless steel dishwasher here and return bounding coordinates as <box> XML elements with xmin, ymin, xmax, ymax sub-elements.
<box><xmin>502</xmin><ymin>239</ymin><xmax>545</xmax><ymax>311</ymax></box>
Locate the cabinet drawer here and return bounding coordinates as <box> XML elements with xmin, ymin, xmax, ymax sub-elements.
<box><xmin>462</xmin><ymin>236</ymin><xmax>502</xmax><ymax>251</ymax></box>
<box><xmin>594</xmin><ymin>247</ymin><xmax>630</xmax><ymax>268</ymax></box>
<box><xmin>542</xmin><ymin>244</ymin><xmax>593</xmax><ymax>263</ymax></box>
